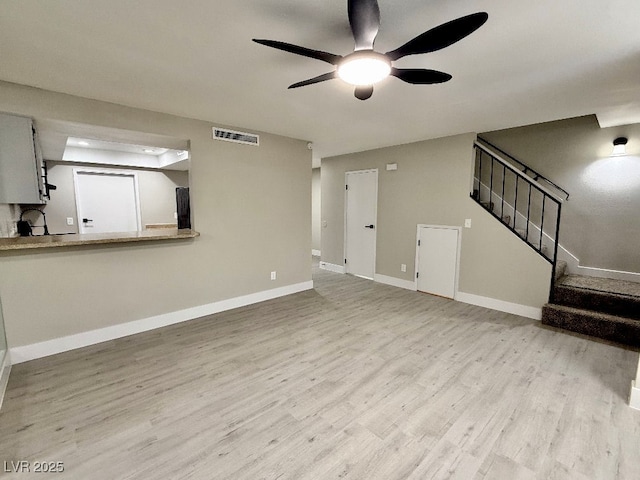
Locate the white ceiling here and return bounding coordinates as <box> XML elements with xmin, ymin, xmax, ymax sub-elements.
<box><xmin>34</xmin><ymin>118</ymin><xmax>190</xmax><ymax>161</ymax></box>
<box><xmin>2</xmin><ymin>0</ymin><xmax>640</xmax><ymax>167</ymax></box>
<box><xmin>66</xmin><ymin>138</ymin><xmax>170</xmax><ymax>156</ymax></box>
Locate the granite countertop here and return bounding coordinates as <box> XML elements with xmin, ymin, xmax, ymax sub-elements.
<box><xmin>0</xmin><ymin>228</ymin><xmax>199</xmax><ymax>251</ymax></box>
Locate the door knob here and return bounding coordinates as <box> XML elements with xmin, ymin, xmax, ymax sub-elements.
<box><xmin>365</xmin><ymin>224</ymin><xmax>375</xmax><ymax>229</ymax></box>
<box><xmin>82</xmin><ymin>218</ymin><xmax>93</xmax><ymax>223</ymax></box>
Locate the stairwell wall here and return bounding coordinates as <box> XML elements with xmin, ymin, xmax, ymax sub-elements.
<box><xmin>321</xmin><ymin>133</ymin><xmax>551</xmax><ymax>311</ymax></box>
<box><xmin>481</xmin><ymin>115</ymin><xmax>640</xmax><ymax>273</ymax></box>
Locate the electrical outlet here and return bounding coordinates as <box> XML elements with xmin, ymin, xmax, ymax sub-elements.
<box><xmin>270</xmin><ymin>271</ymin><xmax>277</xmax><ymax>280</ymax></box>
<box><xmin>401</xmin><ymin>264</ymin><xmax>407</xmax><ymax>272</ymax></box>
<box><xmin>66</xmin><ymin>217</ymin><xmax>74</xmax><ymax>226</ymax></box>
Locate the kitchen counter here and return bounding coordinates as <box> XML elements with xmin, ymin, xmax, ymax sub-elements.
<box><xmin>0</xmin><ymin>228</ymin><xmax>199</xmax><ymax>251</ymax></box>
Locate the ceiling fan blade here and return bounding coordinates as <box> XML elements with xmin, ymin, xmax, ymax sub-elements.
<box><xmin>289</xmin><ymin>72</ymin><xmax>337</xmax><ymax>89</ymax></box>
<box><xmin>354</xmin><ymin>85</ymin><xmax>374</xmax><ymax>100</ymax></box>
<box><xmin>348</xmin><ymin>0</ymin><xmax>381</xmax><ymax>51</ymax></box>
<box><xmin>391</xmin><ymin>68</ymin><xmax>452</xmax><ymax>84</ymax></box>
<box><xmin>253</xmin><ymin>39</ymin><xmax>342</xmax><ymax>65</ymax></box>
<box><xmin>385</xmin><ymin>12</ymin><xmax>488</xmax><ymax>61</ymax></box>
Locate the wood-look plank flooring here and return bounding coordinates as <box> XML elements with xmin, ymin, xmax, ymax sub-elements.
<box><xmin>1</xmin><ymin>260</ymin><xmax>639</xmax><ymax>479</ymax></box>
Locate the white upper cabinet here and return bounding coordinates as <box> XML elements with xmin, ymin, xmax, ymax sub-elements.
<box><xmin>0</xmin><ymin>113</ymin><xmax>45</xmax><ymax>204</ymax></box>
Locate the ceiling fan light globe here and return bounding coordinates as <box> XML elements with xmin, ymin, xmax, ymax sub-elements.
<box><xmin>338</xmin><ymin>55</ymin><xmax>391</xmax><ymax>86</ymax></box>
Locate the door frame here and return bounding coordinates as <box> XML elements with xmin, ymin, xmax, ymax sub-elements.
<box><xmin>344</xmin><ymin>168</ymin><xmax>378</xmax><ymax>278</ymax></box>
<box><xmin>73</xmin><ymin>167</ymin><xmax>142</xmax><ymax>233</ymax></box>
<box><xmin>414</xmin><ymin>224</ymin><xmax>462</xmax><ymax>299</ymax></box>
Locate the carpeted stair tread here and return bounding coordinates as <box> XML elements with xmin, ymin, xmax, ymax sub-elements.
<box><xmin>557</xmin><ymin>274</ymin><xmax>640</xmax><ymax>298</ymax></box>
<box><xmin>541</xmin><ymin>303</ymin><xmax>640</xmax><ymax>347</ymax></box>
<box><xmin>554</xmin><ymin>282</ymin><xmax>640</xmax><ymax>320</ymax></box>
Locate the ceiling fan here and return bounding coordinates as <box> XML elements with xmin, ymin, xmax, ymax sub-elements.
<box><xmin>253</xmin><ymin>0</ymin><xmax>488</xmax><ymax>100</ymax></box>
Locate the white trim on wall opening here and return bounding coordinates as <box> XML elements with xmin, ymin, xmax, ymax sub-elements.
<box><xmin>0</xmin><ymin>351</ymin><xmax>11</xmax><ymax>411</ymax></box>
<box><xmin>631</xmin><ymin>361</ymin><xmax>640</xmax><ymax>410</ymax></box>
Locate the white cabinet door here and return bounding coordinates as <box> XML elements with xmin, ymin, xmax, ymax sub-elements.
<box><xmin>417</xmin><ymin>226</ymin><xmax>459</xmax><ymax>299</ymax></box>
<box><xmin>0</xmin><ymin>113</ymin><xmax>42</xmax><ymax>204</ymax></box>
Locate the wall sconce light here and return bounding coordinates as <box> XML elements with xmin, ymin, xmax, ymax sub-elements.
<box><xmin>612</xmin><ymin>137</ymin><xmax>628</xmax><ymax>156</ymax></box>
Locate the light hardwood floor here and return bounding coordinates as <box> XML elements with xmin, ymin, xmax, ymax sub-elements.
<box><xmin>1</xmin><ymin>261</ymin><xmax>639</xmax><ymax>479</ymax></box>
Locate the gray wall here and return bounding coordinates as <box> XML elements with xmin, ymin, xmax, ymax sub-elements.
<box><xmin>0</xmin><ymin>81</ymin><xmax>311</xmax><ymax>348</ymax></box>
<box><xmin>139</xmin><ymin>169</ymin><xmax>189</xmax><ymax>228</ymax></box>
<box><xmin>311</xmin><ymin>168</ymin><xmax>321</xmax><ymax>253</ymax></box>
<box><xmin>481</xmin><ymin>115</ymin><xmax>640</xmax><ymax>272</ymax></box>
<box><xmin>43</xmin><ymin>161</ymin><xmax>189</xmax><ymax>234</ymax></box>
<box><xmin>322</xmin><ymin>133</ymin><xmax>551</xmax><ymax>308</ymax></box>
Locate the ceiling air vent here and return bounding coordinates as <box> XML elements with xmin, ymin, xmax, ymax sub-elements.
<box><xmin>213</xmin><ymin>127</ymin><xmax>259</xmax><ymax>146</ymax></box>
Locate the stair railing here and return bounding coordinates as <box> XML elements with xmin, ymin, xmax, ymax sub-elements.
<box><xmin>471</xmin><ymin>140</ymin><xmax>565</xmax><ymax>301</ymax></box>
<box><xmin>477</xmin><ymin>136</ymin><xmax>570</xmax><ymax>201</ymax></box>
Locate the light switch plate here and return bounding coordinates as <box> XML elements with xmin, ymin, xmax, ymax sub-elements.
<box><xmin>464</xmin><ymin>218</ymin><xmax>472</xmax><ymax>228</ymax></box>
<box><xmin>66</xmin><ymin>217</ymin><xmax>74</xmax><ymax>226</ymax></box>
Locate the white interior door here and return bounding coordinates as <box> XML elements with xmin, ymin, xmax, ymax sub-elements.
<box><xmin>416</xmin><ymin>226</ymin><xmax>460</xmax><ymax>299</ymax></box>
<box><xmin>74</xmin><ymin>170</ymin><xmax>141</xmax><ymax>234</ymax></box>
<box><xmin>345</xmin><ymin>169</ymin><xmax>377</xmax><ymax>279</ymax></box>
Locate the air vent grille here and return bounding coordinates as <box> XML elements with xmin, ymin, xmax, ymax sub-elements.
<box><xmin>213</xmin><ymin>127</ymin><xmax>259</xmax><ymax>146</ymax></box>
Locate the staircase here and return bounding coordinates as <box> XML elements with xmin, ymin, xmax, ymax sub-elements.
<box><xmin>472</xmin><ymin>138</ymin><xmax>640</xmax><ymax>346</ymax></box>
<box><xmin>542</xmin><ymin>262</ymin><xmax>640</xmax><ymax>347</ymax></box>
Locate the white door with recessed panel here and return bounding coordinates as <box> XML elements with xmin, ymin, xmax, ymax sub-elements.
<box><xmin>416</xmin><ymin>225</ymin><xmax>460</xmax><ymax>299</ymax></box>
<box><xmin>345</xmin><ymin>169</ymin><xmax>378</xmax><ymax>279</ymax></box>
<box><xmin>74</xmin><ymin>169</ymin><xmax>141</xmax><ymax>234</ymax></box>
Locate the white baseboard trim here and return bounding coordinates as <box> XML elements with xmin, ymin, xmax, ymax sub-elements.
<box><xmin>574</xmin><ymin>265</ymin><xmax>640</xmax><ymax>283</ymax></box>
<box><xmin>630</xmin><ymin>381</ymin><xmax>640</xmax><ymax>410</ymax></box>
<box><xmin>10</xmin><ymin>280</ymin><xmax>314</xmax><ymax>364</ymax></box>
<box><xmin>558</xmin><ymin>244</ymin><xmax>640</xmax><ymax>282</ymax></box>
<box><xmin>0</xmin><ymin>352</ymin><xmax>11</xmax><ymax>411</ymax></box>
<box><xmin>319</xmin><ymin>262</ymin><xmax>345</xmax><ymax>274</ymax></box>
<box><xmin>455</xmin><ymin>291</ymin><xmax>542</xmax><ymax>320</ymax></box>
<box><xmin>311</xmin><ymin>249</ymin><xmax>321</xmax><ymax>257</ymax></box>
<box><xmin>374</xmin><ymin>273</ymin><xmax>417</xmax><ymax>291</ymax></box>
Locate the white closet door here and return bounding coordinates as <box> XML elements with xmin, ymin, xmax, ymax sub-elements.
<box><xmin>417</xmin><ymin>226</ymin><xmax>459</xmax><ymax>299</ymax></box>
